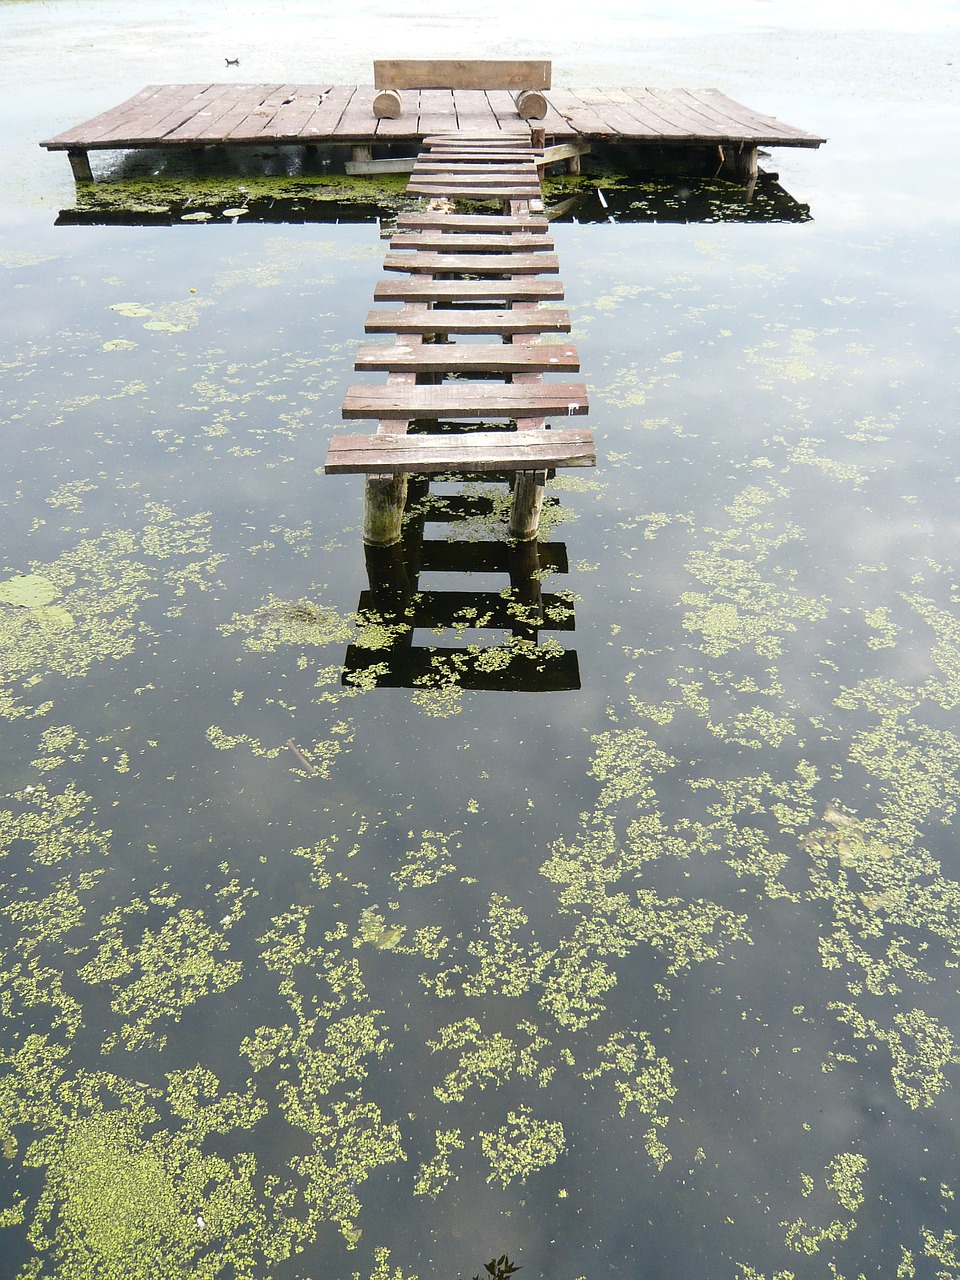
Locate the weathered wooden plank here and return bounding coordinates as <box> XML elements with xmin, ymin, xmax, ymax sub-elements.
<box><xmin>160</xmin><ymin>84</ymin><xmax>254</xmax><ymax>141</ymax></box>
<box><xmin>140</xmin><ymin>84</ymin><xmax>246</xmax><ymax>143</ymax></box>
<box><xmin>544</xmin><ymin>87</ymin><xmax>617</xmax><ymax>135</ymax></box>
<box><xmin>598</xmin><ymin>87</ymin><xmax>690</xmax><ymax>138</ymax></box>
<box><xmin>364</xmin><ymin>307</ymin><xmax>571</xmax><ymax>335</ymax></box>
<box><xmin>382</xmin><ymin>251</ymin><xmax>558</xmax><ymax>275</ymax></box>
<box><xmin>680</xmin><ymin>88</ymin><xmax>825</xmax><ymax>143</ymax></box>
<box><xmin>374</xmin><ymin>278</ymin><xmax>564</xmax><ymax>302</ymax></box>
<box><xmin>541</xmin><ymin>139</ymin><xmax>592</xmax><ymax>165</ymax></box>
<box><xmin>406</xmin><ymin>181</ymin><xmax>541</xmax><ymax>199</ymax></box>
<box><xmin>331</xmin><ymin>84</ymin><xmax>380</xmax><ymax>137</ymax></box>
<box><xmin>389</xmin><ymin>232</ymin><xmax>553</xmax><ymax>251</ymax></box>
<box><xmin>374</xmin><ymin>59</ymin><xmax>552</xmax><ymax>91</ymax></box>
<box><xmin>395</xmin><ymin>212</ymin><xmax>548</xmax><ymax>230</ymax></box>
<box><xmin>218</xmin><ymin>85</ymin><xmax>304</xmax><ymax>142</ymax></box>
<box><xmin>298</xmin><ymin>84</ymin><xmax>357</xmax><ymax>138</ymax></box>
<box><xmin>574</xmin><ymin>87</ymin><xmax>671</xmax><ymax>138</ymax></box>
<box><xmin>41</xmin><ymin>84</ymin><xmax>201</xmax><ymax>147</ymax></box>
<box><xmin>413</xmin><ymin>161</ymin><xmax>538</xmax><ymax>174</ymax></box>
<box><xmin>624</xmin><ymin>87</ymin><xmax>730</xmax><ymax>137</ymax></box>
<box><xmin>453</xmin><ymin>88</ymin><xmax>501</xmax><ymax>133</ymax></box>
<box><xmin>341</xmin><ymin>383</ymin><xmax>588</xmax><ymax>419</ymax></box>
<box><xmin>325</xmin><ymin>428</ymin><xmax>595</xmax><ymax>473</ymax></box>
<box><xmin>354</xmin><ymin>342</ymin><xmax>579</xmax><ymax>373</ymax></box>
<box><xmin>345</xmin><ymin>156</ymin><xmax>416</xmax><ymax>175</ymax></box>
<box><xmin>248</xmin><ymin>86</ymin><xmax>331</xmax><ymax>139</ymax></box>
<box><xmin>416</xmin><ymin>90</ymin><xmax>459</xmax><ymax>137</ymax></box>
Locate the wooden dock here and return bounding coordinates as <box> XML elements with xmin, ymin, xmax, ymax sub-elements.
<box><xmin>41</xmin><ymin>83</ymin><xmax>825</xmax><ymax>181</ymax></box>
<box><xmin>323</xmin><ymin>133</ymin><xmax>596</xmax><ymax>545</ymax></box>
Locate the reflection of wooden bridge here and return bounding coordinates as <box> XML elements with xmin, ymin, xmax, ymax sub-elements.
<box><xmin>324</xmin><ymin>131</ymin><xmax>596</xmax><ymax>544</ymax></box>
<box><xmin>345</xmin><ymin>482</ymin><xmax>581</xmax><ymax>693</ymax></box>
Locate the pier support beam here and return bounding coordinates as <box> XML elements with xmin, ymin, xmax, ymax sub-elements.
<box><xmin>721</xmin><ymin>143</ymin><xmax>758</xmax><ymax>181</ymax></box>
<box><xmin>508</xmin><ymin>469</ymin><xmax>546</xmax><ymax>541</ymax></box>
<box><xmin>363</xmin><ymin>473</ymin><xmax>408</xmax><ymax>545</ymax></box>
<box><xmin>67</xmin><ymin>148</ymin><xmax>93</xmax><ymax>182</ymax></box>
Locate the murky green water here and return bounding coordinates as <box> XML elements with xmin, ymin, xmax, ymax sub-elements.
<box><xmin>3</xmin><ymin>4</ymin><xmax>960</xmax><ymax>1279</ymax></box>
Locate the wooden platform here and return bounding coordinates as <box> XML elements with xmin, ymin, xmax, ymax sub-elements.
<box><xmin>40</xmin><ymin>83</ymin><xmax>825</xmax><ymax>180</ymax></box>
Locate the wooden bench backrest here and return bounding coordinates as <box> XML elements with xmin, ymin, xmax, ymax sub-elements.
<box><xmin>374</xmin><ymin>59</ymin><xmax>551</xmax><ymax>91</ymax></box>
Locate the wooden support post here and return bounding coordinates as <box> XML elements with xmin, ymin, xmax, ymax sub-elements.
<box><xmin>721</xmin><ymin>143</ymin><xmax>758</xmax><ymax>181</ymax></box>
<box><xmin>566</xmin><ymin>152</ymin><xmax>582</xmax><ymax>175</ymax></box>
<box><xmin>363</xmin><ymin>473</ymin><xmax>408</xmax><ymax>545</ymax></box>
<box><xmin>530</xmin><ymin>126</ymin><xmax>546</xmax><ymax>150</ymax></box>
<box><xmin>508</xmin><ymin>469</ymin><xmax>546</xmax><ymax>541</ymax></box>
<box><xmin>352</xmin><ymin>143</ymin><xmax>374</xmax><ymax>165</ymax></box>
<box><xmin>67</xmin><ymin>148</ymin><xmax>93</xmax><ymax>182</ymax></box>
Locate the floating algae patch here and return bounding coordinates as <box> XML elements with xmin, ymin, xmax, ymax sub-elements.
<box><xmin>221</xmin><ymin>594</ymin><xmax>355</xmax><ymax>654</ymax></box>
<box><xmin>0</xmin><ymin>505</ymin><xmax>224</xmax><ymax>719</ymax></box>
<box><xmin>679</xmin><ymin>482</ymin><xmax>828</xmax><ymax>660</ymax></box>
<box><xmin>479</xmin><ymin>1106</ymin><xmax>565</xmax><ymax>1187</ymax></box>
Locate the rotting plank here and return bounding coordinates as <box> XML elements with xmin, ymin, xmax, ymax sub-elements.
<box><xmin>342</xmin><ymin>382</ymin><xmax>588</xmax><ymax>419</ymax></box>
<box><xmin>224</xmin><ymin>84</ymin><xmax>307</xmax><ymax>141</ymax></box>
<box><xmin>354</xmin><ymin>342</ymin><xmax>579</xmax><ymax>373</ymax></box>
<box><xmin>574</xmin><ymin>87</ymin><xmax>671</xmax><ymax>138</ymax></box>
<box><xmin>142</xmin><ymin>85</ymin><xmax>244</xmax><ymax>144</ymax></box>
<box><xmin>544</xmin><ymin>87</ymin><xmax>616</xmax><ymax>135</ymax></box>
<box><xmin>382</xmin><ymin>251</ymin><xmax>559</xmax><ymax>275</ymax></box>
<box><xmin>599</xmin><ymin>87</ymin><xmax>691</xmax><ymax>138</ymax></box>
<box><xmin>41</xmin><ymin>84</ymin><xmax>211</xmax><ymax>148</ymax></box>
<box><xmin>453</xmin><ymin>88</ymin><xmax>501</xmax><ymax>133</ymax></box>
<box><xmin>389</xmin><ymin>232</ymin><xmax>553</xmax><ymax>251</ymax></box>
<box><xmin>364</xmin><ymin>307</ymin><xmax>571</xmax><ymax>335</ymax></box>
<box><xmin>164</xmin><ymin>85</ymin><xmax>279</xmax><ymax>142</ymax></box>
<box><xmin>260</xmin><ymin>86</ymin><xmax>332</xmax><ymax>139</ymax></box>
<box><xmin>374</xmin><ymin>278</ymin><xmax>564</xmax><ymax>302</ymax></box>
<box><xmin>325</xmin><ymin>428</ymin><xmax>595</xmax><ymax>474</ymax></box>
<box><xmin>331</xmin><ymin>84</ymin><xmax>380</xmax><ymax>137</ymax></box>
<box><xmin>405</xmin><ymin>181</ymin><xmax>541</xmax><ymax>198</ymax></box>
<box><xmin>416</xmin><ymin>90</ymin><xmax>459</xmax><ymax>136</ymax></box>
<box><xmin>298</xmin><ymin>84</ymin><xmax>357</xmax><ymax>139</ymax></box>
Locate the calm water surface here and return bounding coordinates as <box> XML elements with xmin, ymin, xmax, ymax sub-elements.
<box><xmin>2</xmin><ymin>4</ymin><xmax>960</xmax><ymax>1279</ymax></box>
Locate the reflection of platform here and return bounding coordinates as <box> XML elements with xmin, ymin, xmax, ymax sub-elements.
<box><xmin>342</xmin><ymin>481</ymin><xmax>582</xmax><ymax>694</ymax></box>
<box><xmin>53</xmin><ymin>171</ymin><xmax>814</xmax><ymax>228</ymax></box>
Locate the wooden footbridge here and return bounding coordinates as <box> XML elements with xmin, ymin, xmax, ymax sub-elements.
<box><xmin>323</xmin><ymin>130</ymin><xmax>595</xmax><ymax>544</ymax></box>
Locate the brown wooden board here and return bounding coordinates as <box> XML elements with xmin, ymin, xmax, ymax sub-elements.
<box><xmin>395</xmin><ymin>212</ymin><xmax>548</xmax><ymax>230</ymax></box>
<box><xmin>137</xmin><ymin>84</ymin><xmax>244</xmax><ymax>144</ymax></box>
<box><xmin>160</xmin><ymin>85</ymin><xmax>249</xmax><ymax>142</ymax></box>
<box><xmin>390</xmin><ymin>232</ymin><xmax>553</xmax><ymax>251</ymax></box>
<box><xmin>573</xmin><ymin>87</ymin><xmax>673</xmax><ymax>138</ymax></box>
<box><xmin>374</xmin><ymin>59</ymin><xmax>552</xmax><ymax>91</ymax></box>
<box><xmin>325</xmin><ymin>428</ymin><xmax>595</xmax><ymax>473</ymax></box>
<box><xmin>214</xmin><ymin>85</ymin><xmax>303</xmax><ymax>142</ymax></box>
<box><xmin>374</xmin><ymin>278</ymin><xmax>564</xmax><ymax>302</ymax></box>
<box><xmin>258</xmin><ymin>87</ymin><xmax>331</xmax><ymax>139</ymax></box>
<box><xmin>382</xmin><ymin>251</ymin><xmax>558</xmax><ymax>275</ymax></box>
<box><xmin>364</xmin><ymin>308</ymin><xmax>571</xmax><ymax>335</ymax></box>
<box><xmin>413</xmin><ymin>162</ymin><xmax>538</xmax><ymax>174</ymax></box>
<box><xmin>406</xmin><ymin>182</ymin><xmax>540</xmax><ymax>198</ymax></box>
<box><xmin>354</xmin><ymin>342</ymin><xmax>579</xmax><ymax>373</ymax></box>
<box><xmin>452</xmin><ymin>88</ymin><xmax>502</xmax><ymax>133</ymax></box>
<box><xmin>331</xmin><ymin>84</ymin><xmax>380</xmax><ymax>137</ymax></box>
<box><xmin>422</xmin><ymin>133</ymin><xmax>532</xmax><ymax>146</ymax></box>
<box><xmin>544</xmin><ymin>87</ymin><xmax>617</xmax><ymax>135</ymax></box>
<box><xmin>677</xmin><ymin>88</ymin><xmax>825</xmax><ymax>143</ymax></box>
<box><xmin>42</xmin><ymin>84</ymin><xmax>174</xmax><ymax>147</ymax></box>
<box><xmin>297</xmin><ymin>84</ymin><xmax>358</xmax><ymax>138</ymax></box>
<box><xmin>416</xmin><ymin>90</ymin><xmax>459</xmax><ymax>136</ymax></box>
<box><xmin>341</xmin><ymin>383</ymin><xmax>588</xmax><ymax>418</ymax></box>
<box><xmin>597</xmin><ymin>87</ymin><xmax>691</xmax><ymax>138</ymax></box>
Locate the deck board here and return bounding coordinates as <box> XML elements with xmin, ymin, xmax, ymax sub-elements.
<box><xmin>363</xmin><ymin>308</ymin><xmax>571</xmax><ymax>335</ymax></box>
<box><xmin>325</xmin><ymin>428</ymin><xmax>595</xmax><ymax>473</ymax></box>
<box><xmin>354</xmin><ymin>342</ymin><xmax>579</xmax><ymax>373</ymax></box>
<box><xmin>342</xmin><ymin>383</ymin><xmax>588</xmax><ymax>419</ymax></box>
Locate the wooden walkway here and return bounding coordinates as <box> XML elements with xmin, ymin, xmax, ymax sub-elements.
<box><xmin>41</xmin><ymin>83</ymin><xmax>825</xmax><ymax>180</ymax></box>
<box><xmin>323</xmin><ymin>134</ymin><xmax>596</xmax><ymax>545</ymax></box>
